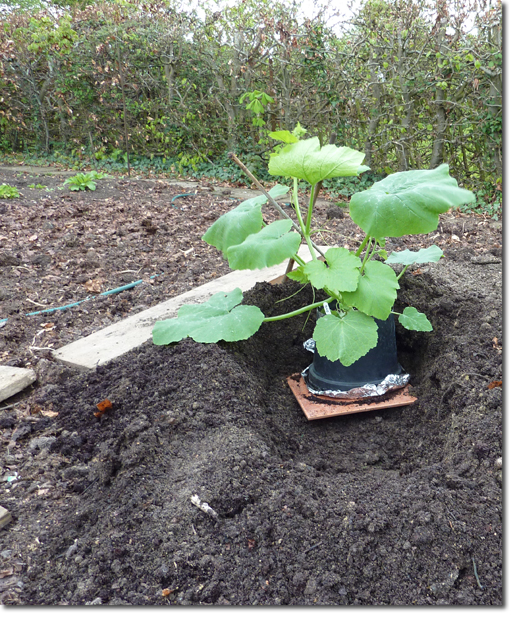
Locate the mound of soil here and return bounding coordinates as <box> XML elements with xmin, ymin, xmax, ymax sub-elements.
<box><xmin>0</xmin><ymin>166</ymin><xmax>502</xmax><ymax>605</ymax></box>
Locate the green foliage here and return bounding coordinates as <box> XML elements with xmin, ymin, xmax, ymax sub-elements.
<box><xmin>240</xmin><ymin>90</ymin><xmax>274</xmax><ymax>128</ymax></box>
<box><xmin>0</xmin><ymin>0</ymin><xmax>501</xmax><ymax>204</ymax></box>
<box><xmin>288</xmin><ymin>248</ymin><xmax>361</xmax><ymax>293</ymax></box>
<box><xmin>398</xmin><ymin>307</ymin><xmax>433</xmax><ymax>332</ymax></box>
<box><xmin>225</xmin><ymin>219</ymin><xmax>301</xmax><ymax>270</ymax></box>
<box><xmin>152</xmin><ymin>288</ymin><xmax>265</xmax><ymax>345</ymax></box>
<box><xmin>458</xmin><ymin>183</ymin><xmax>502</xmax><ymax>220</ymax></box>
<box><xmin>349</xmin><ymin>164</ymin><xmax>476</xmax><ymax>237</ymax></box>
<box><xmin>341</xmin><ymin>260</ymin><xmax>401</xmax><ymax>321</ymax></box>
<box><xmin>202</xmin><ymin>185</ymin><xmax>289</xmax><ymax>256</ymax></box>
<box><xmin>385</xmin><ymin>245</ymin><xmax>444</xmax><ymax>266</ymax></box>
<box><xmin>0</xmin><ymin>184</ymin><xmax>20</xmax><ymax>198</ymax></box>
<box><xmin>313</xmin><ymin>310</ymin><xmax>378</xmax><ymax>366</ymax></box>
<box><xmin>63</xmin><ymin>171</ymin><xmax>108</xmax><ymax>191</ymax></box>
<box><xmin>153</xmin><ymin>129</ymin><xmax>474</xmax><ymax>366</ymax></box>
<box><xmin>268</xmin><ymin>137</ymin><xmax>369</xmax><ymax>185</ymax></box>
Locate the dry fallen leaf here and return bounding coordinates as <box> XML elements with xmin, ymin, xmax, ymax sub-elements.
<box><xmin>40</xmin><ymin>409</ymin><xmax>59</xmax><ymax>418</ymax></box>
<box><xmin>28</xmin><ymin>234</ymin><xmax>38</xmax><ymax>242</ymax></box>
<box><xmin>84</xmin><ymin>279</ymin><xmax>103</xmax><ymax>293</ymax></box>
<box><xmin>487</xmin><ymin>380</ymin><xmax>502</xmax><ymax>390</ymax></box>
<box><xmin>94</xmin><ymin>399</ymin><xmax>113</xmax><ymax>418</ymax></box>
<box><xmin>0</xmin><ymin>568</ymin><xmax>14</xmax><ymax>579</ymax></box>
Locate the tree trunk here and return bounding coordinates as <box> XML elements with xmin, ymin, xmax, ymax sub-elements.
<box><xmin>430</xmin><ymin>85</ymin><xmax>447</xmax><ymax>168</ymax></box>
<box><xmin>396</xmin><ymin>33</ymin><xmax>413</xmax><ymax>170</ymax></box>
<box><xmin>364</xmin><ymin>55</ymin><xmax>382</xmax><ymax>168</ymax></box>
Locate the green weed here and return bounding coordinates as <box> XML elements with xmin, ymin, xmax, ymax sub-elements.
<box><xmin>63</xmin><ymin>171</ymin><xmax>109</xmax><ymax>191</ymax></box>
<box><xmin>0</xmin><ymin>184</ymin><xmax>20</xmax><ymax>198</ymax></box>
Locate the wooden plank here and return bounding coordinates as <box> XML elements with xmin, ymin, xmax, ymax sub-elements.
<box><xmin>53</xmin><ymin>246</ymin><xmax>327</xmax><ymax>370</ymax></box>
<box><xmin>0</xmin><ymin>366</ymin><xmax>37</xmax><ymax>403</ymax></box>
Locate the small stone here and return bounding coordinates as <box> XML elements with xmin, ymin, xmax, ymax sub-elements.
<box><xmin>0</xmin><ymin>253</ymin><xmax>21</xmax><ymax>267</ymax></box>
<box><xmin>326</xmin><ymin>205</ymin><xmax>344</xmax><ymax>220</ymax></box>
<box><xmin>30</xmin><ymin>254</ymin><xmax>51</xmax><ymax>267</ymax></box>
<box><xmin>65</xmin><ymin>539</ymin><xmax>79</xmax><ymax>559</ymax></box>
<box><xmin>28</xmin><ymin>436</ymin><xmax>57</xmax><ymax>452</ymax></box>
<box><xmin>304</xmin><ymin>576</ymin><xmax>317</xmax><ymax>596</ymax></box>
<box><xmin>321</xmin><ymin>571</ymin><xmax>341</xmax><ymax>588</ymax></box>
<box><xmin>0</xmin><ymin>506</ymin><xmax>13</xmax><ymax>529</ymax></box>
<box><xmin>495</xmin><ymin>457</ymin><xmax>502</xmax><ymax>470</ymax></box>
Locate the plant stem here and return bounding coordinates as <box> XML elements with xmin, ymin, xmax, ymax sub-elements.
<box><xmin>292</xmin><ymin>178</ymin><xmax>317</xmax><ymax>261</ymax></box>
<box><xmin>360</xmin><ymin>237</ymin><xmax>374</xmax><ymax>273</ymax></box>
<box><xmin>262</xmin><ymin>297</ymin><xmax>335</xmax><ymax>323</ymax></box>
<box><xmin>355</xmin><ymin>233</ymin><xmax>370</xmax><ymax>257</ymax></box>
<box><xmin>396</xmin><ymin>265</ymin><xmax>409</xmax><ymax>280</ymax></box>
<box><xmin>305</xmin><ymin>184</ymin><xmax>316</xmax><ymax>235</ymax></box>
<box><xmin>228</xmin><ymin>152</ymin><xmax>325</xmax><ymax>259</ymax></box>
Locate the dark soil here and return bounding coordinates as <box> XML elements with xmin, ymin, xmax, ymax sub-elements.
<box><xmin>0</xmin><ymin>166</ymin><xmax>503</xmax><ymax>605</ymax></box>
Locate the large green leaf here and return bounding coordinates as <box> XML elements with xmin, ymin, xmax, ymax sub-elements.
<box><xmin>385</xmin><ymin>245</ymin><xmax>444</xmax><ymax>265</ymax></box>
<box><xmin>398</xmin><ymin>307</ymin><xmax>433</xmax><ymax>331</ymax></box>
<box><xmin>313</xmin><ymin>311</ymin><xmax>378</xmax><ymax>366</ymax></box>
<box><xmin>152</xmin><ymin>288</ymin><xmax>264</xmax><ymax>345</ymax></box>
<box><xmin>349</xmin><ymin>164</ymin><xmax>475</xmax><ymax>237</ymax></box>
<box><xmin>268</xmin><ymin>137</ymin><xmax>367</xmax><ymax>185</ymax></box>
<box><xmin>226</xmin><ymin>219</ymin><xmax>302</xmax><ymax>270</ymax></box>
<box><xmin>202</xmin><ymin>184</ymin><xmax>290</xmax><ymax>256</ymax></box>
<box><xmin>292</xmin><ymin>247</ymin><xmax>361</xmax><ymax>292</ymax></box>
<box><xmin>342</xmin><ymin>260</ymin><xmax>400</xmax><ymax>320</ymax></box>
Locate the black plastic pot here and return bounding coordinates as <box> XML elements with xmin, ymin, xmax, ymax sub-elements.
<box><xmin>307</xmin><ymin>312</ymin><xmax>403</xmax><ymax>392</ymax></box>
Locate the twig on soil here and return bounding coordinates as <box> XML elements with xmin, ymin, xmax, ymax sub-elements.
<box><xmin>441</xmin><ymin>381</ymin><xmax>460</xmax><ymax>403</ymax></box>
<box><xmin>26</xmin><ymin>298</ymin><xmax>49</xmax><ymax>308</ymax></box>
<box><xmin>304</xmin><ymin>542</ymin><xmax>322</xmax><ymax>553</ymax></box>
<box><xmin>190</xmin><ymin>494</ymin><xmax>219</xmax><ymax>520</ymax></box>
<box><xmin>0</xmin><ymin>401</ymin><xmax>22</xmax><ymax>411</ymax></box>
<box><xmin>461</xmin><ymin>372</ymin><xmax>492</xmax><ymax>381</ymax></box>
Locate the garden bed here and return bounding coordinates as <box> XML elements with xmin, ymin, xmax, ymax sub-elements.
<box><xmin>0</xmin><ymin>167</ymin><xmax>502</xmax><ymax>605</ymax></box>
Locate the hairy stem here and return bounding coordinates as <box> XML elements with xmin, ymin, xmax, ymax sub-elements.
<box><xmin>292</xmin><ymin>178</ymin><xmax>317</xmax><ymax>261</ymax></box>
<box><xmin>262</xmin><ymin>297</ymin><xmax>335</xmax><ymax>323</ymax></box>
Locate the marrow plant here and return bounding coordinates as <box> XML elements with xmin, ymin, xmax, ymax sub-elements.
<box><xmin>153</xmin><ymin>127</ymin><xmax>475</xmax><ymax>366</ymax></box>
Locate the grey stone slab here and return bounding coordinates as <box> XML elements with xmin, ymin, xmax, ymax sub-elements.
<box><xmin>0</xmin><ymin>366</ymin><xmax>37</xmax><ymax>403</ymax></box>
<box><xmin>53</xmin><ymin>246</ymin><xmax>325</xmax><ymax>370</ymax></box>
